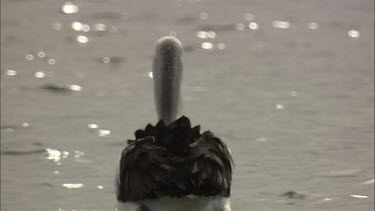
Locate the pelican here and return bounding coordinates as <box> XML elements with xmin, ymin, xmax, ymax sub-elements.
<box><xmin>116</xmin><ymin>36</ymin><xmax>233</xmax><ymax>211</ymax></box>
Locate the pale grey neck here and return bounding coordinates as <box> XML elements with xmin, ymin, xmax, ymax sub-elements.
<box><xmin>153</xmin><ymin>36</ymin><xmax>183</xmax><ymax>125</ymax></box>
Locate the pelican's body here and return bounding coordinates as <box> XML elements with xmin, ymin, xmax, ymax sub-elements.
<box><xmin>116</xmin><ymin>37</ymin><xmax>233</xmax><ymax>211</ymax></box>
<box><xmin>117</xmin><ymin>196</ymin><xmax>231</xmax><ymax>211</ymax></box>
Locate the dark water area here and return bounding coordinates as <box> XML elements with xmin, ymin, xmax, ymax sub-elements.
<box><xmin>1</xmin><ymin>0</ymin><xmax>374</xmax><ymax>210</ymax></box>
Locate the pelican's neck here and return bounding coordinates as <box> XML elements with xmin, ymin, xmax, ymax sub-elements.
<box><xmin>153</xmin><ymin>36</ymin><xmax>183</xmax><ymax>124</ymax></box>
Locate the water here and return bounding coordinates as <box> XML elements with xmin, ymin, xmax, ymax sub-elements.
<box><xmin>1</xmin><ymin>0</ymin><xmax>374</xmax><ymax>210</ymax></box>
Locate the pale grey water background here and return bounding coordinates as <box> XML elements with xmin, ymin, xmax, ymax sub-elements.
<box><xmin>1</xmin><ymin>0</ymin><xmax>374</xmax><ymax>210</ymax></box>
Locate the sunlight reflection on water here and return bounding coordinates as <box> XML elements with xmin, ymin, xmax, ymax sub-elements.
<box><xmin>76</xmin><ymin>35</ymin><xmax>89</xmax><ymax>44</ymax></box>
<box><xmin>5</xmin><ymin>69</ymin><xmax>17</xmax><ymax>76</ymax></box>
<box><xmin>249</xmin><ymin>22</ymin><xmax>259</xmax><ymax>30</ymax></box>
<box><xmin>348</xmin><ymin>30</ymin><xmax>360</xmax><ymax>39</ymax></box>
<box><xmin>272</xmin><ymin>20</ymin><xmax>290</xmax><ymax>29</ymax></box>
<box><xmin>62</xmin><ymin>183</ymin><xmax>85</xmax><ymax>189</ymax></box>
<box><xmin>62</xmin><ymin>2</ymin><xmax>79</xmax><ymax>14</ymax></box>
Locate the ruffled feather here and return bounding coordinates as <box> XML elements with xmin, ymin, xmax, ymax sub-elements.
<box><xmin>117</xmin><ymin>116</ymin><xmax>233</xmax><ymax>202</ymax></box>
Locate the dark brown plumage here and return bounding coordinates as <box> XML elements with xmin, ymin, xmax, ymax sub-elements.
<box><xmin>116</xmin><ymin>116</ymin><xmax>233</xmax><ymax>203</ymax></box>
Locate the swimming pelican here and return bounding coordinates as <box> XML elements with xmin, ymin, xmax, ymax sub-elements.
<box><xmin>116</xmin><ymin>36</ymin><xmax>233</xmax><ymax>211</ymax></box>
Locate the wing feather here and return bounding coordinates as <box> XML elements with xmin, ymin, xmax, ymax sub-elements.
<box><xmin>187</xmin><ymin>131</ymin><xmax>233</xmax><ymax>197</ymax></box>
<box><xmin>116</xmin><ymin>116</ymin><xmax>233</xmax><ymax>203</ymax></box>
<box><xmin>117</xmin><ymin>137</ymin><xmax>172</xmax><ymax>202</ymax></box>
